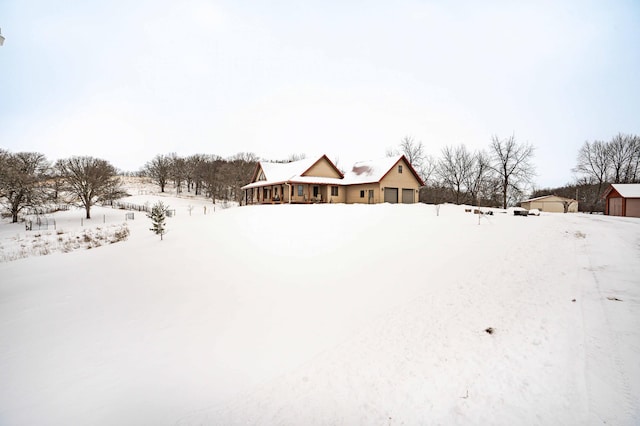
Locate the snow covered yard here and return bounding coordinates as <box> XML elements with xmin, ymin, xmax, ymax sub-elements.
<box><xmin>0</xmin><ymin>201</ymin><xmax>639</xmax><ymax>425</ymax></box>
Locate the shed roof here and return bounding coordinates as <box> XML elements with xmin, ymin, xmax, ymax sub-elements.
<box><xmin>607</xmin><ymin>183</ymin><xmax>640</xmax><ymax>198</ymax></box>
<box><xmin>523</xmin><ymin>194</ymin><xmax>577</xmax><ymax>203</ymax></box>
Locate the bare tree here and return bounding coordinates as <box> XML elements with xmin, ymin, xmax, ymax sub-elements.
<box><xmin>464</xmin><ymin>150</ymin><xmax>492</xmax><ymax>207</ymax></box>
<box><xmin>399</xmin><ymin>136</ymin><xmax>424</xmax><ymax>167</ymax></box>
<box><xmin>56</xmin><ymin>156</ymin><xmax>125</xmax><ymax>219</ymax></box>
<box><xmin>202</xmin><ymin>155</ymin><xmax>223</xmax><ymax>202</ymax></box>
<box><xmin>420</xmin><ymin>154</ymin><xmax>437</xmax><ymax>185</ymax></box>
<box><xmin>228</xmin><ymin>152</ymin><xmax>258</xmax><ymax>203</ymax></box>
<box><xmin>0</xmin><ymin>148</ymin><xmax>9</xmax><ymax>198</ymax></box>
<box><xmin>561</xmin><ymin>200</ymin><xmax>576</xmax><ymax>213</ymax></box>
<box><xmin>572</xmin><ymin>140</ymin><xmax>610</xmax><ymax>210</ymax></box>
<box><xmin>0</xmin><ymin>151</ymin><xmax>49</xmax><ymax>222</ymax></box>
<box><xmin>437</xmin><ymin>145</ymin><xmax>474</xmax><ymax>204</ymax></box>
<box><xmin>287</xmin><ymin>153</ymin><xmax>306</xmax><ymax>162</ymax></box>
<box><xmin>183</xmin><ymin>155</ymin><xmax>199</xmax><ymax>193</ymax></box>
<box><xmin>488</xmin><ymin>135</ymin><xmax>536</xmax><ymax>209</ymax></box>
<box><xmin>191</xmin><ymin>154</ymin><xmax>210</xmax><ymax>196</ymax></box>
<box><xmin>608</xmin><ymin>133</ymin><xmax>640</xmax><ymax>183</ymax></box>
<box><xmin>144</xmin><ymin>154</ymin><xmax>172</xmax><ymax>192</ymax></box>
<box><xmin>168</xmin><ymin>153</ymin><xmax>186</xmax><ymax>194</ymax></box>
<box><xmin>388</xmin><ymin>135</ymin><xmax>432</xmax><ymax>183</ymax></box>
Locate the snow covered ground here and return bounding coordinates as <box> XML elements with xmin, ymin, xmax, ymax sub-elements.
<box><xmin>0</xmin><ymin>194</ymin><xmax>639</xmax><ymax>425</ymax></box>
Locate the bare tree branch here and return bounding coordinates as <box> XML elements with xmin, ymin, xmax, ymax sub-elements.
<box><xmin>488</xmin><ymin>135</ymin><xmax>536</xmax><ymax>209</ymax></box>
<box><xmin>56</xmin><ymin>156</ymin><xmax>124</xmax><ymax>219</ymax></box>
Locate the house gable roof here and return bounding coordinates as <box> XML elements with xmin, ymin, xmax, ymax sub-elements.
<box><xmin>604</xmin><ymin>183</ymin><xmax>640</xmax><ymax>198</ymax></box>
<box><xmin>342</xmin><ymin>155</ymin><xmax>425</xmax><ymax>186</ymax></box>
<box><xmin>242</xmin><ymin>154</ymin><xmax>425</xmax><ymax>189</ymax></box>
<box><xmin>300</xmin><ymin>155</ymin><xmax>344</xmax><ymax>179</ymax></box>
<box><xmin>243</xmin><ymin>155</ymin><xmax>344</xmax><ymax>189</ymax></box>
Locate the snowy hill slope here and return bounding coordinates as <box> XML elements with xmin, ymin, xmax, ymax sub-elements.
<box><xmin>0</xmin><ymin>201</ymin><xmax>639</xmax><ymax>425</ymax></box>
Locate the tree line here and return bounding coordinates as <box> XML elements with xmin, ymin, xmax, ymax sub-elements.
<box><xmin>391</xmin><ymin>132</ymin><xmax>639</xmax><ymax>212</ymax></box>
<box><xmin>141</xmin><ymin>152</ymin><xmax>257</xmax><ymax>204</ymax></box>
<box><xmin>527</xmin><ymin>133</ymin><xmax>639</xmax><ymax>212</ymax></box>
<box><xmin>0</xmin><ymin>150</ymin><xmax>126</xmax><ymax>222</ymax></box>
<box><xmin>390</xmin><ymin>134</ymin><xmax>536</xmax><ymax>209</ymax></box>
<box><xmin>0</xmin><ymin>149</ymin><xmax>258</xmax><ymax>223</ymax></box>
<box><xmin>2</xmin><ymin>132</ymin><xmax>637</xmax><ymax>220</ymax></box>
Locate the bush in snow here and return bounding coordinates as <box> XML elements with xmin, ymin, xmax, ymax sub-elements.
<box><xmin>0</xmin><ymin>223</ymin><xmax>130</xmax><ymax>262</ymax></box>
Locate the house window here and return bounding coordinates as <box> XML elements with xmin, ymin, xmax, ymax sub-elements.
<box><xmin>298</xmin><ymin>185</ymin><xmax>304</xmax><ymax>196</ymax></box>
<box><xmin>360</xmin><ymin>190</ymin><xmax>365</xmax><ymax>198</ymax></box>
<box><xmin>398</xmin><ymin>165</ymin><xmax>403</xmax><ymax>174</ymax></box>
<box><xmin>331</xmin><ymin>186</ymin><xmax>339</xmax><ymax>196</ymax></box>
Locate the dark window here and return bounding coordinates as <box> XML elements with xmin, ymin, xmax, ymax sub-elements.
<box><xmin>331</xmin><ymin>186</ymin><xmax>339</xmax><ymax>196</ymax></box>
<box><xmin>298</xmin><ymin>185</ymin><xmax>304</xmax><ymax>196</ymax></box>
<box><xmin>360</xmin><ymin>190</ymin><xmax>365</xmax><ymax>198</ymax></box>
<box><xmin>398</xmin><ymin>165</ymin><xmax>403</xmax><ymax>174</ymax></box>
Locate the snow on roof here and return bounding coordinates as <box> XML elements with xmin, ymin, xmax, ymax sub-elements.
<box><xmin>260</xmin><ymin>157</ymin><xmax>318</xmax><ymax>182</ymax></box>
<box><xmin>342</xmin><ymin>155</ymin><xmax>404</xmax><ymax>185</ymax></box>
<box><xmin>523</xmin><ymin>194</ymin><xmax>577</xmax><ymax>202</ymax></box>
<box><xmin>611</xmin><ymin>183</ymin><xmax>640</xmax><ymax>198</ymax></box>
<box><xmin>242</xmin><ymin>154</ymin><xmax>411</xmax><ymax>189</ymax></box>
<box><xmin>241</xmin><ymin>157</ymin><xmax>318</xmax><ymax>189</ymax></box>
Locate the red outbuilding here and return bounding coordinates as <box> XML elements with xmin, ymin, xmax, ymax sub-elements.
<box><xmin>603</xmin><ymin>184</ymin><xmax>640</xmax><ymax>217</ymax></box>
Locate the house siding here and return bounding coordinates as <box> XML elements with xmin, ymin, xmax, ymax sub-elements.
<box><xmin>302</xmin><ymin>158</ymin><xmax>342</xmax><ymax>178</ymax></box>
<box><xmin>242</xmin><ymin>154</ymin><xmax>423</xmax><ymax>205</ymax></box>
<box><xmin>345</xmin><ymin>184</ymin><xmax>380</xmax><ymax>204</ymax></box>
<box><xmin>378</xmin><ymin>158</ymin><xmax>421</xmax><ymax>204</ymax></box>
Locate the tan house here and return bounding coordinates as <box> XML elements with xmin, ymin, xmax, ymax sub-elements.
<box><xmin>603</xmin><ymin>183</ymin><xmax>640</xmax><ymax>217</ymax></box>
<box><xmin>520</xmin><ymin>195</ymin><xmax>578</xmax><ymax>213</ymax></box>
<box><xmin>242</xmin><ymin>154</ymin><xmax>424</xmax><ymax>205</ymax></box>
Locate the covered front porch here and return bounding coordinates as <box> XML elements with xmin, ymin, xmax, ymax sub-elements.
<box><xmin>243</xmin><ymin>183</ymin><xmax>343</xmax><ymax>205</ymax></box>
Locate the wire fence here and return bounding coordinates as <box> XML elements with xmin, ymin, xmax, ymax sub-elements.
<box><xmin>24</xmin><ymin>204</ymin><xmax>70</xmax><ymax>215</ymax></box>
<box><xmin>102</xmin><ymin>200</ymin><xmax>150</xmax><ymax>213</ymax></box>
<box><xmin>25</xmin><ymin>215</ymin><xmax>55</xmax><ymax>231</ymax></box>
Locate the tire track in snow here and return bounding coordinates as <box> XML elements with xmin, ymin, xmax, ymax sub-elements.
<box><xmin>573</xmin><ymin>215</ymin><xmax>639</xmax><ymax>423</ymax></box>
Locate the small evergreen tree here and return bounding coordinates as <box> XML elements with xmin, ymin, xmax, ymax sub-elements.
<box><xmin>147</xmin><ymin>201</ymin><xmax>168</xmax><ymax>240</ymax></box>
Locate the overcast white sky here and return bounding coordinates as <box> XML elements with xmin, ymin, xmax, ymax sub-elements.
<box><xmin>1</xmin><ymin>0</ymin><xmax>639</xmax><ymax>187</ymax></box>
